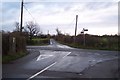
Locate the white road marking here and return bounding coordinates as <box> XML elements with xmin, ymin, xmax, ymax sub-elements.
<box><xmin>36</xmin><ymin>51</ymin><xmax>53</xmax><ymax>61</ymax></box>
<box><xmin>36</xmin><ymin>51</ymin><xmax>41</xmax><ymax>61</ymax></box>
<box><xmin>36</xmin><ymin>55</ymin><xmax>53</xmax><ymax>61</ymax></box>
<box><xmin>27</xmin><ymin>52</ymin><xmax>71</xmax><ymax>80</ymax></box>
<box><xmin>62</xmin><ymin>52</ymin><xmax>71</xmax><ymax>59</ymax></box>
<box><xmin>57</xmin><ymin>45</ymin><xmax>71</xmax><ymax>48</ymax></box>
<box><xmin>50</xmin><ymin>40</ymin><xmax>53</xmax><ymax>45</ymax></box>
<box><xmin>50</xmin><ymin>41</ymin><xmax>52</xmax><ymax>45</ymax></box>
<box><xmin>27</xmin><ymin>62</ymin><xmax>57</xmax><ymax>80</ymax></box>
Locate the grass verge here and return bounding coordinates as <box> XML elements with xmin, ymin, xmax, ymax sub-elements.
<box><xmin>2</xmin><ymin>51</ymin><xmax>28</xmax><ymax>64</ymax></box>
<box><xmin>27</xmin><ymin>38</ymin><xmax>50</xmax><ymax>46</ymax></box>
<box><xmin>58</xmin><ymin>41</ymin><xmax>119</xmax><ymax>51</ymax></box>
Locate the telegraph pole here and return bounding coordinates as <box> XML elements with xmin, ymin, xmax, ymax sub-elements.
<box><xmin>20</xmin><ymin>0</ymin><xmax>24</xmax><ymax>33</ymax></box>
<box><xmin>74</xmin><ymin>15</ymin><xmax>78</xmax><ymax>43</ymax></box>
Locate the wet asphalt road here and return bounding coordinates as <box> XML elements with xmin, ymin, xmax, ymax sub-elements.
<box><xmin>2</xmin><ymin>39</ymin><xmax>119</xmax><ymax>79</ymax></box>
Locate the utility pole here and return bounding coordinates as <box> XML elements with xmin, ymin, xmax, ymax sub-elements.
<box><xmin>74</xmin><ymin>15</ymin><xmax>78</xmax><ymax>43</ymax></box>
<box><xmin>20</xmin><ymin>0</ymin><xmax>24</xmax><ymax>33</ymax></box>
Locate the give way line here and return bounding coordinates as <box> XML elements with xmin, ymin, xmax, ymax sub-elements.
<box><xmin>36</xmin><ymin>51</ymin><xmax>53</xmax><ymax>61</ymax></box>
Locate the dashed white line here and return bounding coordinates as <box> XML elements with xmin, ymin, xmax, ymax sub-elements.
<box><xmin>27</xmin><ymin>52</ymin><xmax>71</xmax><ymax>80</ymax></box>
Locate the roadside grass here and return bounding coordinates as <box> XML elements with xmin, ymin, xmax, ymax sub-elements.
<box><xmin>58</xmin><ymin>41</ymin><xmax>119</xmax><ymax>51</ymax></box>
<box><xmin>2</xmin><ymin>51</ymin><xmax>28</xmax><ymax>64</ymax></box>
<box><xmin>27</xmin><ymin>38</ymin><xmax>50</xmax><ymax>46</ymax></box>
<box><xmin>69</xmin><ymin>44</ymin><xmax>118</xmax><ymax>51</ymax></box>
<box><xmin>27</xmin><ymin>42</ymin><xmax>49</xmax><ymax>46</ymax></box>
<box><xmin>32</xmin><ymin>38</ymin><xmax>49</xmax><ymax>41</ymax></box>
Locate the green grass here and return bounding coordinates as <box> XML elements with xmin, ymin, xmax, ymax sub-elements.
<box><xmin>28</xmin><ymin>43</ymin><xmax>49</xmax><ymax>46</ymax></box>
<box><xmin>32</xmin><ymin>38</ymin><xmax>49</xmax><ymax>41</ymax></box>
<box><xmin>58</xmin><ymin>41</ymin><xmax>119</xmax><ymax>51</ymax></box>
<box><xmin>69</xmin><ymin>44</ymin><xmax>118</xmax><ymax>51</ymax></box>
<box><xmin>2</xmin><ymin>51</ymin><xmax>28</xmax><ymax>64</ymax></box>
<box><xmin>27</xmin><ymin>38</ymin><xmax>50</xmax><ymax>46</ymax></box>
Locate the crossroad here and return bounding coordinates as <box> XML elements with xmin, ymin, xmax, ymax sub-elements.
<box><xmin>3</xmin><ymin>39</ymin><xmax>119</xmax><ymax>79</ymax></box>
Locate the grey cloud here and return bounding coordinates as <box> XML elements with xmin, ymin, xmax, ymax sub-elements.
<box><xmin>86</xmin><ymin>2</ymin><xmax>116</xmax><ymax>10</ymax></box>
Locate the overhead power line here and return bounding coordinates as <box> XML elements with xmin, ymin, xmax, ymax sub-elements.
<box><xmin>23</xmin><ymin>3</ymin><xmax>78</xmax><ymax>35</ymax></box>
<box><xmin>67</xmin><ymin>17</ymin><xmax>76</xmax><ymax>28</ymax></box>
<box><xmin>23</xmin><ymin>5</ymin><xmax>38</xmax><ymax>24</ymax></box>
<box><xmin>23</xmin><ymin>4</ymin><xmax>42</xmax><ymax>33</ymax></box>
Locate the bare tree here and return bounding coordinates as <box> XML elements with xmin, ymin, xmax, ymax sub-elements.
<box><xmin>26</xmin><ymin>21</ymin><xmax>40</xmax><ymax>40</ymax></box>
<box><xmin>14</xmin><ymin>22</ymin><xmax>20</xmax><ymax>31</ymax></box>
<box><xmin>56</xmin><ymin>28</ymin><xmax>62</xmax><ymax>35</ymax></box>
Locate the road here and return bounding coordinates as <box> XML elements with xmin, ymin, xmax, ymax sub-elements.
<box><xmin>2</xmin><ymin>39</ymin><xmax>119</xmax><ymax>79</ymax></box>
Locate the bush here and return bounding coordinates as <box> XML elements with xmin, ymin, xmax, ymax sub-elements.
<box><xmin>54</xmin><ymin>34</ymin><xmax>119</xmax><ymax>51</ymax></box>
<box><xmin>2</xmin><ymin>33</ymin><xmax>10</xmax><ymax>55</ymax></box>
<box><xmin>2</xmin><ymin>31</ymin><xmax>27</xmax><ymax>55</ymax></box>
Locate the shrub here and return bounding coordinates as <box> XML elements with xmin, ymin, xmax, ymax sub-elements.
<box><xmin>2</xmin><ymin>31</ymin><xmax>27</xmax><ymax>55</ymax></box>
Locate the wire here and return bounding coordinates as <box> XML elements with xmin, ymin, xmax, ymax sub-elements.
<box><xmin>23</xmin><ymin>5</ymin><xmax>38</xmax><ymax>24</ymax></box>
<box><xmin>24</xmin><ymin>5</ymin><xmax>41</xmax><ymax>32</ymax></box>
<box><xmin>68</xmin><ymin>17</ymin><xmax>75</xmax><ymax>27</ymax></box>
<box><xmin>23</xmin><ymin>4</ymin><xmax>76</xmax><ymax>35</ymax></box>
<box><xmin>23</xmin><ymin>5</ymin><xmax>42</xmax><ymax>33</ymax></box>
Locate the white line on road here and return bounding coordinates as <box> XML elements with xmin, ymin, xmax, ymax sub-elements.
<box><xmin>36</xmin><ymin>51</ymin><xmax>41</xmax><ymax>61</ymax></box>
<box><xmin>62</xmin><ymin>52</ymin><xmax>71</xmax><ymax>59</ymax></box>
<box><xmin>36</xmin><ymin>55</ymin><xmax>53</xmax><ymax>61</ymax></box>
<box><xmin>27</xmin><ymin>52</ymin><xmax>71</xmax><ymax>80</ymax></box>
<box><xmin>57</xmin><ymin>45</ymin><xmax>71</xmax><ymax>49</ymax></box>
<box><xmin>27</xmin><ymin>62</ymin><xmax>57</xmax><ymax>80</ymax></box>
<box><xmin>36</xmin><ymin>51</ymin><xmax>54</xmax><ymax>61</ymax></box>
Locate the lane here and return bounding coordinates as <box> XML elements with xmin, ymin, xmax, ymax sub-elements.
<box><xmin>35</xmin><ymin>59</ymin><xmax>118</xmax><ymax>78</ymax></box>
<box><xmin>35</xmin><ymin>50</ymin><xmax>118</xmax><ymax>78</ymax></box>
<box><xmin>3</xmin><ymin>49</ymin><xmax>71</xmax><ymax>78</ymax></box>
<box><xmin>48</xmin><ymin>51</ymin><xmax>118</xmax><ymax>73</ymax></box>
<box><xmin>27</xmin><ymin>52</ymin><xmax>71</xmax><ymax>80</ymax></box>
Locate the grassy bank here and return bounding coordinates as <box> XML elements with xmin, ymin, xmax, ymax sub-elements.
<box><xmin>58</xmin><ymin>41</ymin><xmax>119</xmax><ymax>51</ymax></box>
<box><xmin>27</xmin><ymin>38</ymin><xmax>49</xmax><ymax>46</ymax></box>
<box><xmin>2</xmin><ymin>51</ymin><xmax>28</xmax><ymax>64</ymax></box>
<box><xmin>54</xmin><ymin>33</ymin><xmax>119</xmax><ymax>51</ymax></box>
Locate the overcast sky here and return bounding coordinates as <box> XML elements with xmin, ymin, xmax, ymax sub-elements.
<box><xmin>1</xmin><ymin>0</ymin><xmax>118</xmax><ymax>35</ymax></box>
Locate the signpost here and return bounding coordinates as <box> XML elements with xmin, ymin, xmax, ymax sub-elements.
<box><xmin>81</xmin><ymin>28</ymin><xmax>88</xmax><ymax>46</ymax></box>
<box><xmin>12</xmin><ymin>37</ymin><xmax>16</xmax><ymax>53</ymax></box>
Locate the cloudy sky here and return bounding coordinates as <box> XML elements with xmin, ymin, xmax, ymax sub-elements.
<box><xmin>1</xmin><ymin>0</ymin><xmax>118</xmax><ymax>35</ymax></box>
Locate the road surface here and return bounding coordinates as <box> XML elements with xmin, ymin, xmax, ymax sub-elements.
<box><xmin>2</xmin><ymin>39</ymin><xmax>119</xmax><ymax>79</ymax></box>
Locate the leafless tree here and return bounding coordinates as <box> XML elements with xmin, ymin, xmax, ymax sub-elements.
<box><xmin>25</xmin><ymin>21</ymin><xmax>40</xmax><ymax>40</ymax></box>
<box><xmin>14</xmin><ymin>22</ymin><xmax>20</xmax><ymax>31</ymax></box>
<box><xmin>56</xmin><ymin>28</ymin><xmax>62</xmax><ymax>35</ymax></box>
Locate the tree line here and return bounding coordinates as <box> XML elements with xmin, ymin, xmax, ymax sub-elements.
<box><xmin>2</xmin><ymin>21</ymin><xmax>119</xmax><ymax>56</ymax></box>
